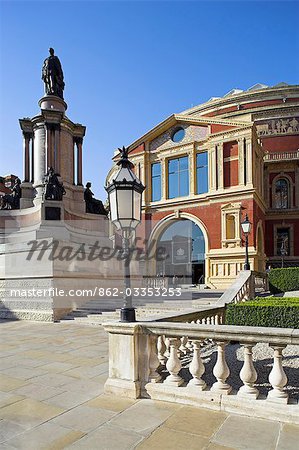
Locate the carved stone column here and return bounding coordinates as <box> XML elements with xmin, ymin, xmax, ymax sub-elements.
<box><xmin>45</xmin><ymin>124</ymin><xmax>53</xmax><ymax>169</ymax></box>
<box><xmin>209</xmin><ymin>146</ymin><xmax>216</xmax><ymax>192</ymax></box>
<box><xmin>246</xmin><ymin>138</ymin><xmax>253</xmax><ymax>185</ymax></box>
<box><xmin>31</xmin><ymin>134</ymin><xmax>34</xmax><ymax>183</ymax></box>
<box><xmin>189</xmin><ymin>148</ymin><xmax>195</xmax><ymax>196</ymax></box>
<box><xmin>23</xmin><ymin>132</ymin><xmax>31</xmax><ymax>182</ymax></box>
<box><xmin>238</xmin><ymin>138</ymin><xmax>245</xmax><ymax>186</ymax></box>
<box><xmin>53</xmin><ymin>124</ymin><xmax>61</xmax><ymax>174</ymax></box>
<box><xmin>217</xmin><ymin>143</ymin><xmax>224</xmax><ymax>190</ymax></box>
<box><xmin>75</xmin><ymin>137</ymin><xmax>83</xmax><ymax>186</ymax></box>
<box><xmin>161</xmin><ymin>157</ymin><xmax>167</xmax><ymax>201</ymax></box>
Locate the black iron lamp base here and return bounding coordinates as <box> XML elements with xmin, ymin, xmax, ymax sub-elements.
<box><xmin>120</xmin><ymin>307</ymin><xmax>136</xmax><ymax>322</ymax></box>
<box><xmin>244</xmin><ymin>263</ymin><xmax>250</xmax><ymax>270</ymax></box>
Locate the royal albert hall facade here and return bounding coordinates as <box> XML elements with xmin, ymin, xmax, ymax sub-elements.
<box><xmin>108</xmin><ymin>83</ymin><xmax>299</xmax><ymax>288</ymax></box>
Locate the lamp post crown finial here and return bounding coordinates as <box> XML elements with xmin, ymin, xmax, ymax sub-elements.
<box><xmin>117</xmin><ymin>146</ymin><xmax>134</xmax><ymax>169</ymax></box>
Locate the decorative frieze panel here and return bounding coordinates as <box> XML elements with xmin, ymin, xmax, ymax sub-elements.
<box><xmin>256</xmin><ymin>117</ymin><xmax>299</xmax><ymax>136</ymax></box>
<box><xmin>150</xmin><ymin>124</ymin><xmax>208</xmax><ymax>152</ymax></box>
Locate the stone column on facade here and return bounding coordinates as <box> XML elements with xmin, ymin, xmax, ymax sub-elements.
<box><xmin>143</xmin><ymin>150</ymin><xmax>151</xmax><ymax>205</ymax></box>
<box><xmin>238</xmin><ymin>138</ymin><xmax>245</xmax><ymax>186</ymax></box>
<box><xmin>31</xmin><ymin>134</ymin><xmax>34</xmax><ymax>183</ymax></box>
<box><xmin>54</xmin><ymin>124</ymin><xmax>61</xmax><ymax>175</ymax></box>
<box><xmin>75</xmin><ymin>137</ymin><xmax>83</xmax><ymax>186</ymax></box>
<box><xmin>34</xmin><ymin>125</ymin><xmax>46</xmax><ymax>189</ymax></box>
<box><xmin>295</xmin><ymin>166</ymin><xmax>299</xmax><ymax>208</ymax></box>
<box><xmin>45</xmin><ymin>124</ymin><xmax>53</xmax><ymax>169</ymax></box>
<box><xmin>209</xmin><ymin>146</ymin><xmax>216</xmax><ymax>192</ymax></box>
<box><xmin>189</xmin><ymin>148</ymin><xmax>195</xmax><ymax>196</ymax></box>
<box><xmin>161</xmin><ymin>157</ymin><xmax>167</xmax><ymax>201</ymax></box>
<box><xmin>246</xmin><ymin>138</ymin><xmax>253</xmax><ymax>186</ymax></box>
<box><xmin>23</xmin><ymin>132</ymin><xmax>31</xmax><ymax>182</ymax></box>
<box><xmin>217</xmin><ymin>143</ymin><xmax>224</xmax><ymax>190</ymax></box>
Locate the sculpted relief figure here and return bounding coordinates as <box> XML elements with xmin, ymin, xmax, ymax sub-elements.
<box><xmin>42</xmin><ymin>48</ymin><xmax>65</xmax><ymax>99</ymax></box>
<box><xmin>257</xmin><ymin>117</ymin><xmax>299</xmax><ymax>136</ymax></box>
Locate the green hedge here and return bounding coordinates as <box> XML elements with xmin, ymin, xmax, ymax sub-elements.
<box><xmin>268</xmin><ymin>267</ymin><xmax>299</xmax><ymax>294</ymax></box>
<box><xmin>226</xmin><ymin>297</ymin><xmax>299</xmax><ymax>328</ymax></box>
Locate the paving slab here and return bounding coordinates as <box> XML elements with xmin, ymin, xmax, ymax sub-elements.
<box><xmin>50</xmin><ymin>405</ymin><xmax>116</xmax><ymax>433</ymax></box>
<box><xmin>109</xmin><ymin>399</ymin><xmax>181</xmax><ymax>435</ymax></box>
<box><xmin>86</xmin><ymin>394</ymin><xmax>137</xmax><ymax>412</ymax></box>
<box><xmin>141</xmin><ymin>426</ymin><xmax>211</xmax><ymax>450</ymax></box>
<box><xmin>66</xmin><ymin>423</ymin><xmax>143</xmax><ymax>450</ymax></box>
<box><xmin>276</xmin><ymin>423</ymin><xmax>299</xmax><ymax>450</ymax></box>
<box><xmin>0</xmin><ymin>398</ymin><xmax>64</xmax><ymax>428</ymax></box>
<box><xmin>211</xmin><ymin>415</ymin><xmax>280</xmax><ymax>450</ymax></box>
<box><xmin>0</xmin><ymin>419</ymin><xmax>28</xmax><ymax>444</ymax></box>
<box><xmin>163</xmin><ymin>405</ymin><xmax>228</xmax><ymax>438</ymax></box>
<box><xmin>4</xmin><ymin>421</ymin><xmax>84</xmax><ymax>450</ymax></box>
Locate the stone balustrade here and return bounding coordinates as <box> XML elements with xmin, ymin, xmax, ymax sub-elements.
<box><xmin>264</xmin><ymin>150</ymin><xmax>299</xmax><ymax>162</ymax></box>
<box><xmin>143</xmin><ymin>276</ymin><xmax>169</xmax><ymax>289</ymax></box>
<box><xmin>216</xmin><ymin>270</ymin><xmax>268</xmax><ymax>306</ymax></box>
<box><xmin>103</xmin><ymin>321</ymin><xmax>299</xmax><ymax>424</ymax></box>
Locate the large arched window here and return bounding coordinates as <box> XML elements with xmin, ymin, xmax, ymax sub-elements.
<box><xmin>157</xmin><ymin>219</ymin><xmax>205</xmax><ymax>284</ymax></box>
<box><xmin>274</xmin><ymin>178</ymin><xmax>289</xmax><ymax>209</ymax></box>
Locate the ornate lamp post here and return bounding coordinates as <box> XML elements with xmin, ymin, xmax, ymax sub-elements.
<box><xmin>241</xmin><ymin>214</ymin><xmax>251</xmax><ymax>271</ymax></box>
<box><xmin>106</xmin><ymin>147</ymin><xmax>145</xmax><ymax>322</ymax></box>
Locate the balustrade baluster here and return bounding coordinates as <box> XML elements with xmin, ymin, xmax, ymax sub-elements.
<box><xmin>188</xmin><ymin>340</ymin><xmax>206</xmax><ymax>390</ymax></box>
<box><xmin>268</xmin><ymin>346</ymin><xmax>288</xmax><ymax>402</ymax></box>
<box><xmin>165</xmin><ymin>338</ymin><xmax>184</xmax><ymax>386</ymax></box>
<box><xmin>238</xmin><ymin>344</ymin><xmax>258</xmax><ymax>398</ymax></box>
<box><xmin>179</xmin><ymin>336</ymin><xmax>188</xmax><ymax>355</ymax></box>
<box><xmin>211</xmin><ymin>341</ymin><xmax>232</xmax><ymax>394</ymax></box>
<box><xmin>164</xmin><ymin>337</ymin><xmax>170</xmax><ymax>358</ymax></box>
<box><xmin>148</xmin><ymin>335</ymin><xmax>161</xmax><ymax>382</ymax></box>
<box><xmin>157</xmin><ymin>335</ymin><xmax>167</xmax><ymax>366</ymax></box>
<box><xmin>185</xmin><ymin>338</ymin><xmax>193</xmax><ymax>353</ymax></box>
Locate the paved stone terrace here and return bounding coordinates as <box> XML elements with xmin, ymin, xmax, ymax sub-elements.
<box><xmin>0</xmin><ymin>320</ymin><xmax>298</xmax><ymax>450</ymax></box>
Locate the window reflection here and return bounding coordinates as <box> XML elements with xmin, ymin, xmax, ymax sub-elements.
<box><xmin>196</xmin><ymin>152</ymin><xmax>208</xmax><ymax>194</ymax></box>
<box><xmin>151</xmin><ymin>163</ymin><xmax>161</xmax><ymax>201</ymax></box>
<box><xmin>168</xmin><ymin>156</ymin><xmax>189</xmax><ymax>198</ymax></box>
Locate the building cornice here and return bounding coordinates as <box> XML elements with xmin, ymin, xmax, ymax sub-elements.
<box><xmin>126</xmin><ymin>114</ymin><xmax>251</xmax><ymax>155</ymax></box>
<box><xmin>181</xmin><ymin>85</ymin><xmax>299</xmax><ymax>117</ymax></box>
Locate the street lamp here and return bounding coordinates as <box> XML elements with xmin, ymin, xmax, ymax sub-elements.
<box><xmin>105</xmin><ymin>146</ymin><xmax>145</xmax><ymax>322</ymax></box>
<box><xmin>241</xmin><ymin>214</ymin><xmax>251</xmax><ymax>271</ymax></box>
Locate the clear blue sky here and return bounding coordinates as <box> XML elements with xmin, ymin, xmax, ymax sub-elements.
<box><xmin>0</xmin><ymin>1</ymin><xmax>298</xmax><ymax>199</ymax></box>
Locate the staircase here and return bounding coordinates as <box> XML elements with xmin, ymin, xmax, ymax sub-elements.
<box><xmin>60</xmin><ymin>289</ymin><xmax>224</xmax><ymax>325</ymax></box>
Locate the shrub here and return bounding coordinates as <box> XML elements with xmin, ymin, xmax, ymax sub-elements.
<box><xmin>225</xmin><ymin>297</ymin><xmax>299</xmax><ymax>328</ymax></box>
<box><xmin>268</xmin><ymin>267</ymin><xmax>299</xmax><ymax>294</ymax></box>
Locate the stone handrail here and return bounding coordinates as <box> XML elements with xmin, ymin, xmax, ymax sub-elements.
<box><xmin>155</xmin><ymin>306</ymin><xmax>225</xmax><ymax>325</ymax></box>
<box><xmin>216</xmin><ymin>270</ymin><xmax>268</xmax><ymax>306</ymax></box>
<box><xmin>103</xmin><ymin>321</ymin><xmax>299</xmax><ymax>424</ymax></box>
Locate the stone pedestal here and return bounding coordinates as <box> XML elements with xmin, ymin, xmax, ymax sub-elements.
<box><xmin>38</xmin><ymin>95</ymin><xmax>67</xmax><ymax>113</ymax></box>
<box><xmin>20</xmin><ymin>182</ymin><xmax>35</xmax><ymax>209</ymax></box>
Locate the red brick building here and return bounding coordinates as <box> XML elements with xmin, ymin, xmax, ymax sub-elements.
<box><xmin>108</xmin><ymin>83</ymin><xmax>299</xmax><ymax>288</ymax></box>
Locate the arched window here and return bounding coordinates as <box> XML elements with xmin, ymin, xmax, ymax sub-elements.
<box><xmin>274</xmin><ymin>178</ymin><xmax>289</xmax><ymax>209</ymax></box>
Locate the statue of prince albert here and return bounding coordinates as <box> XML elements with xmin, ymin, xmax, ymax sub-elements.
<box><xmin>42</xmin><ymin>48</ymin><xmax>65</xmax><ymax>99</ymax></box>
